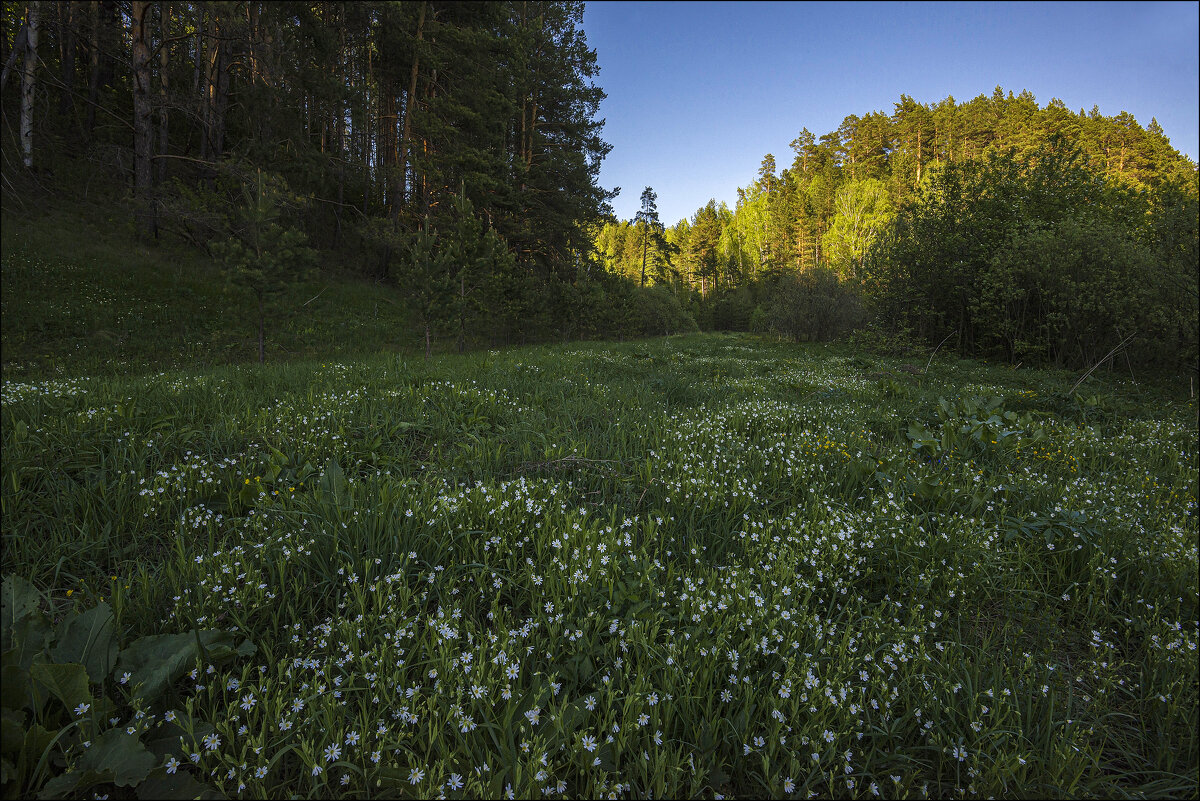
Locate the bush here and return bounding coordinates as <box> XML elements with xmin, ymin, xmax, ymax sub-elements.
<box><xmin>748</xmin><ymin>304</ymin><xmax>769</xmax><ymax>333</ymax></box>
<box><xmin>847</xmin><ymin>323</ymin><xmax>921</xmax><ymax>357</ymax></box>
<box><xmin>763</xmin><ymin>268</ymin><xmax>865</xmax><ymax>342</ymax></box>
<box><xmin>865</xmin><ymin>145</ymin><xmax>1198</xmax><ymax>368</ymax></box>
<box><xmin>629</xmin><ymin>284</ymin><xmax>698</xmax><ymax>337</ymax></box>
<box><xmin>712</xmin><ymin>287</ymin><xmax>754</xmax><ymax>331</ymax></box>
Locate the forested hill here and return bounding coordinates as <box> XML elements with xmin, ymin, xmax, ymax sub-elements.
<box><xmin>2</xmin><ymin>1</ymin><xmax>622</xmax><ymax>354</ymax></box>
<box><xmin>599</xmin><ymin>88</ymin><xmax>1197</xmax><ymax>286</ymax></box>
<box><xmin>597</xmin><ymin>88</ymin><xmax>1198</xmax><ymax>373</ymax></box>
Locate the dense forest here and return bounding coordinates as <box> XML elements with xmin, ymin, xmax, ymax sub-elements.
<box><xmin>599</xmin><ymin>89</ymin><xmax>1199</xmax><ymax>370</ymax></box>
<box><xmin>1</xmin><ymin>0</ymin><xmax>631</xmax><ymax>353</ymax></box>
<box><xmin>2</xmin><ymin>2</ymin><xmax>1197</xmax><ymax>371</ymax></box>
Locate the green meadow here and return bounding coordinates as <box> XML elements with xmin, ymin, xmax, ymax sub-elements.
<box><xmin>2</xmin><ymin>331</ymin><xmax>1196</xmax><ymax>799</ymax></box>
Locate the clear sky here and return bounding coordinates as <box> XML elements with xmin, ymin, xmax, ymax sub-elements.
<box><xmin>582</xmin><ymin>1</ymin><xmax>1200</xmax><ymax>226</ymax></box>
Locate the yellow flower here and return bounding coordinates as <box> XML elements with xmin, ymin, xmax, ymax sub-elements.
<box><xmin>66</xmin><ymin>589</ymin><xmax>74</xmax><ymax>597</ymax></box>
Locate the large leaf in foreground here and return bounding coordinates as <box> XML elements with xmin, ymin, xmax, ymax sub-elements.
<box><xmin>29</xmin><ymin>662</ymin><xmax>91</xmax><ymax>714</ymax></box>
<box><xmin>137</xmin><ymin>765</ymin><xmax>225</xmax><ymax>800</ymax></box>
<box><xmin>1</xmin><ymin>577</ymin><xmax>42</xmax><ymax>650</ymax></box>
<box><xmin>51</xmin><ymin>603</ymin><xmax>118</xmax><ymax>683</ymax></box>
<box><xmin>38</xmin><ymin>729</ymin><xmax>157</xmax><ymax>798</ymax></box>
<box><xmin>116</xmin><ymin>631</ymin><xmax>254</xmax><ymax>704</ymax></box>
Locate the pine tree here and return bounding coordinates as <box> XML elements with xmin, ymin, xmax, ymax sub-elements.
<box><xmin>211</xmin><ymin>170</ymin><xmax>317</xmax><ymax>363</ymax></box>
<box><xmin>634</xmin><ymin>186</ymin><xmax>671</xmax><ymax>287</ymax></box>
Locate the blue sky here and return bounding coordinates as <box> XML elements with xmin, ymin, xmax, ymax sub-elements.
<box><xmin>582</xmin><ymin>1</ymin><xmax>1200</xmax><ymax>225</ymax></box>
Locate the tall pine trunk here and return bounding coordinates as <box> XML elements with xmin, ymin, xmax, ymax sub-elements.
<box><xmin>57</xmin><ymin>1</ymin><xmax>75</xmax><ymax>120</ymax></box>
<box><xmin>86</xmin><ymin>0</ymin><xmax>98</xmax><ymax>137</ymax></box>
<box><xmin>131</xmin><ymin>0</ymin><xmax>154</xmax><ymax>239</ymax></box>
<box><xmin>83</xmin><ymin>0</ymin><xmax>115</xmax><ymax>140</ymax></box>
<box><xmin>199</xmin><ymin>6</ymin><xmax>229</xmax><ymax>165</ymax></box>
<box><xmin>157</xmin><ymin>2</ymin><xmax>169</xmax><ymax>186</ymax></box>
<box><xmin>915</xmin><ymin>129</ymin><xmax>922</xmax><ymax>186</ymax></box>
<box><xmin>211</xmin><ymin>21</ymin><xmax>230</xmax><ymax>159</ymax></box>
<box><xmin>196</xmin><ymin>3</ymin><xmax>208</xmax><ymax>162</ymax></box>
<box><xmin>640</xmin><ymin>228</ymin><xmax>648</xmax><ymax>287</ymax></box>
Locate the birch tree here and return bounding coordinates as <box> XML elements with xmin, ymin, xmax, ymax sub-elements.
<box><xmin>20</xmin><ymin>1</ymin><xmax>39</xmax><ymax>169</ymax></box>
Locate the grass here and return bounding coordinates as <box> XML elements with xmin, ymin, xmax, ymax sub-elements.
<box><xmin>2</xmin><ymin>329</ymin><xmax>1197</xmax><ymax>799</ymax></box>
<box><xmin>1</xmin><ymin>201</ymin><xmax>418</xmax><ymax>379</ymax></box>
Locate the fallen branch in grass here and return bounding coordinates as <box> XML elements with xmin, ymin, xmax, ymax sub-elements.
<box><xmin>302</xmin><ymin>286</ymin><xmax>330</xmax><ymax>307</ymax></box>
<box><xmin>516</xmin><ymin>455</ymin><xmax>624</xmax><ymax>474</ymax></box>
<box><xmin>1070</xmin><ymin>331</ymin><xmax>1137</xmax><ymax>396</ymax></box>
<box><xmin>925</xmin><ymin>330</ymin><xmax>957</xmax><ymax>374</ymax></box>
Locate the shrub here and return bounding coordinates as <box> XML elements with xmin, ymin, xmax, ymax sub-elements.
<box><xmin>763</xmin><ymin>268</ymin><xmax>865</xmax><ymax>342</ymax></box>
<box><xmin>629</xmin><ymin>284</ymin><xmax>698</xmax><ymax>337</ymax></box>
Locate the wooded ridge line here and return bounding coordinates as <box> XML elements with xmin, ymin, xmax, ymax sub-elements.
<box><xmin>2</xmin><ymin>2</ymin><xmax>1196</xmax><ymax>374</ymax></box>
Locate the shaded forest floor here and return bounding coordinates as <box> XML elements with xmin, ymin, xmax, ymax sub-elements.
<box><xmin>1</xmin><ymin>199</ymin><xmax>417</xmax><ymax>380</ymax></box>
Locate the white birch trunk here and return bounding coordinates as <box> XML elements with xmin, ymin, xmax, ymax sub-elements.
<box><xmin>20</xmin><ymin>1</ymin><xmax>40</xmax><ymax>169</ymax></box>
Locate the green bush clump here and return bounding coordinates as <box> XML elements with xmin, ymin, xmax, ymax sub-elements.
<box><xmin>763</xmin><ymin>268</ymin><xmax>866</xmax><ymax>342</ymax></box>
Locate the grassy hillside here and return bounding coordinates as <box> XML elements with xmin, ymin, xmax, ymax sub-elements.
<box><xmin>1</xmin><ymin>200</ymin><xmax>417</xmax><ymax>380</ymax></box>
<box><xmin>2</xmin><ymin>330</ymin><xmax>1196</xmax><ymax>798</ymax></box>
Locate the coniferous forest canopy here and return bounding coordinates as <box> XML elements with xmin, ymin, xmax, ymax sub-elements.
<box><xmin>2</xmin><ymin>1</ymin><xmax>1197</xmax><ymax>372</ymax></box>
<box><xmin>3</xmin><ymin>0</ymin><xmax>617</xmax><ymax>354</ymax></box>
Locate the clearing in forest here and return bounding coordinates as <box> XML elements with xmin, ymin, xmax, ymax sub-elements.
<box><xmin>2</xmin><ymin>333</ymin><xmax>1197</xmax><ymax>799</ymax></box>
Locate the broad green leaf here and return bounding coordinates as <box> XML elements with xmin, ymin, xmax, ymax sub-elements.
<box><xmin>200</xmin><ymin>638</ymin><xmax>256</xmax><ymax>664</ymax></box>
<box><xmin>318</xmin><ymin>459</ymin><xmax>347</xmax><ymax>497</ymax></box>
<box><xmin>144</xmin><ymin>715</ymin><xmax>214</xmax><ymax>759</ymax></box>
<box><xmin>37</xmin><ymin>768</ymin><xmax>105</xmax><ymax>799</ymax></box>
<box><xmin>116</xmin><ymin>631</ymin><xmax>250</xmax><ymax>705</ymax></box>
<box><xmin>116</xmin><ymin>632</ymin><xmax>209</xmax><ymax>704</ymax></box>
<box><xmin>137</xmin><ymin>766</ymin><xmax>224</xmax><ymax>800</ymax></box>
<box><xmin>77</xmin><ymin>728</ymin><xmax>156</xmax><ymax>786</ymax></box>
<box><xmin>1</xmin><ymin>661</ymin><xmax>32</xmax><ymax>711</ymax></box>
<box><xmin>18</xmin><ymin>723</ymin><xmax>56</xmax><ymax>789</ymax></box>
<box><xmin>29</xmin><ymin>663</ymin><xmax>90</xmax><ymax>714</ymax></box>
<box><xmin>595</xmin><ymin>741</ymin><xmax>616</xmax><ymax>772</ymax></box>
<box><xmin>1</xmin><ymin>577</ymin><xmax>42</xmax><ymax>651</ymax></box>
<box><xmin>0</xmin><ymin>710</ymin><xmax>25</xmax><ymax>756</ymax></box>
<box><xmin>238</xmin><ymin>482</ymin><xmax>258</xmax><ymax>508</ymax></box>
<box><xmin>51</xmin><ymin>604</ymin><xmax>117</xmax><ymax>683</ymax></box>
<box><xmin>9</xmin><ymin>613</ymin><xmax>52</xmax><ymax>672</ymax></box>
